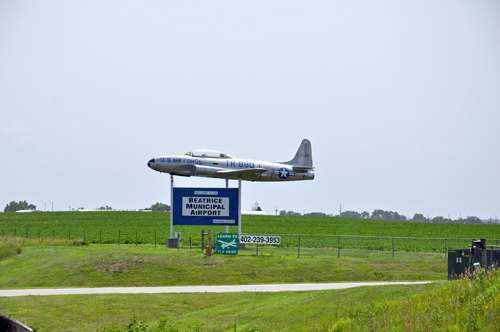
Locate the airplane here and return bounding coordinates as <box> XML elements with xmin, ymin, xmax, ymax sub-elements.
<box><xmin>147</xmin><ymin>139</ymin><xmax>315</xmax><ymax>182</ymax></box>
<box><xmin>220</xmin><ymin>239</ymin><xmax>237</xmax><ymax>249</ymax></box>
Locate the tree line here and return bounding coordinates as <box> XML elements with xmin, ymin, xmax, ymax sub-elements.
<box><xmin>280</xmin><ymin>209</ymin><xmax>490</xmax><ymax>224</ymax></box>
<box><xmin>3</xmin><ymin>200</ymin><xmax>36</xmax><ymax>212</ymax></box>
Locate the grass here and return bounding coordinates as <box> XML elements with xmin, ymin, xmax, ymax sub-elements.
<box><xmin>2</xmin><ymin>271</ymin><xmax>500</xmax><ymax>332</ymax></box>
<box><xmin>1</xmin><ymin>213</ymin><xmax>498</xmax><ymax>331</ymax></box>
<box><xmin>0</xmin><ymin>283</ymin><xmax>441</xmax><ymax>332</ymax></box>
<box><xmin>0</xmin><ymin>240</ymin><xmax>446</xmax><ymax>289</ymax></box>
<box><xmin>317</xmin><ymin>268</ymin><xmax>500</xmax><ymax>331</ymax></box>
<box><xmin>1</xmin><ymin>212</ymin><xmax>499</xmax><ymax>251</ymax></box>
<box><xmin>0</xmin><ymin>242</ymin><xmax>21</xmax><ymax>260</ymax></box>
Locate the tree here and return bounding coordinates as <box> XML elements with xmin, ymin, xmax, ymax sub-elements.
<box><xmin>411</xmin><ymin>213</ymin><xmax>428</xmax><ymax>222</ymax></box>
<box><xmin>147</xmin><ymin>202</ymin><xmax>170</xmax><ymax>212</ymax></box>
<box><xmin>370</xmin><ymin>209</ymin><xmax>407</xmax><ymax>222</ymax></box>
<box><xmin>97</xmin><ymin>206</ymin><xmax>113</xmax><ymax>211</ymax></box>
<box><xmin>304</xmin><ymin>212</ymin><xmax>332</xmax><ymax>217</ymax></box>
<box><xmin>252</xmin><ymin>202</ymin><xmax>262</xmax><ymax>211</ymax></box>
<box><xmin>339</xmin><ymin>211</ymin><xmax>361</xmax><ymax>219</ymax></box>
<box><xmin>465</xmin><ymin>216</ymin><xmax>482</xmax><ymax>224</ymax></box>
<box><xmin>4</xmin><ymin>200</ymin><xmax>36</xmax><ymax>212</ymax></box>
<box><xmin>279</xmin><ymin>210</ymin><xmax>301</xmax><ymax>216</ymax></box>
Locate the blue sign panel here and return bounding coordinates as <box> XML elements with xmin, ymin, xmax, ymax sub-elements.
<box><xmin>173</xmin><ymin>188</ymin><xmax>239</xmax><ymax>226</ymax></box>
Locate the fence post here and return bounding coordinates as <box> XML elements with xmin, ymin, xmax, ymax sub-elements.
<box><xmin>490</xmin><ymin>247</ymin><xmax>493</xmax><ymax>271</ymax></box>
<box><xmin>256</xmin><ymin>243</ymin><xmax>259</xmax><ymax>256</ymax></box>
<box><xmin>392</xmin><ymin>237</ymin><xmax>394</xmax><ymax>258</ymax></box>
<box><xmin>189</xmin><ymin>236</ymin><xmax>192</xmax><ymax>250</ymax></box>
<box><xmin>338</xmin><ymin>236</ymin><xmax>340</xmax><ymax>258</ymax></box>
<box><xmin>298</xmin><ymin>235</ymin><xmax>301</xmax><ymax>258</ymax></box>
<box><xmin>445</xmin><ymin>239</ymin><xmax>447</xmax><ymax>259</ymax></box>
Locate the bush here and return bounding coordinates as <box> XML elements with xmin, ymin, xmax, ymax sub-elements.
<box><xmin>0</xmin><ymin>242</ymin><xmax>22</xmax><ymax>260</ymax></box>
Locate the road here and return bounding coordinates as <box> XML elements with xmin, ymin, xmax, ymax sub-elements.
<box><xmin>0</xmin><ymin>282</ymin><xmax>432</xmax><ymax>297</ymax></box>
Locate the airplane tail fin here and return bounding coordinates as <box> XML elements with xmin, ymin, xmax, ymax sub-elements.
<box><xmin>282</xmin><ymin>139</ymin><xmax>313</xmax><ymax>168</ymax></box>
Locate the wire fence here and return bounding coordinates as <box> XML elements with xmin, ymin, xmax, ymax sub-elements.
<box><xmin>471</xmin><ymin>245</ymin><xmax>500</xmax><ymax>271</ymax></box>
<box><xmin>3</xmin><ymin>227</ymin><xmax>499</xmax><ymax>259</ymax></box>
<box><xmin>237</xmin><ymin>234</ymin><xmax>500</xmax><ymax>258</ymax></box>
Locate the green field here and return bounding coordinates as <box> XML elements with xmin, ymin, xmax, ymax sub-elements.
<box><xmin>1</xmin><ymin>212</ymin><xmax>500</xmax><ymax>331</ymax></box>
<box><xmin>0</xmin><ymin>244</ymin><xmax>498</xmax><ymax>332</ymax></box>
<box><xmin>1</xmin><ymin>212</ymin><xmax>499</xmax><ymax>253</ymax></box>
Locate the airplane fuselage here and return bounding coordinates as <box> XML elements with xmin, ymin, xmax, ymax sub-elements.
<box><xmin>148</xmin><ymin>139</ymin><xmax>315</xmax><ymax>182</ymax></box>
<box><xmin>148</xmin><ymin>155</ymin><xmax>314</xmax><ymax>181</ymax></box>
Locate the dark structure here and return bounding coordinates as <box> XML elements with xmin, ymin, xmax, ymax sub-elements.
<box><xmin>0</xmin><ymin>315</ymin><xmax>35</xmax><ymax>332</ymax></box>
<box><xmin>448</xmin><ymin>249</ymin><xmax>471</xmax><ymax>280</ymax></box>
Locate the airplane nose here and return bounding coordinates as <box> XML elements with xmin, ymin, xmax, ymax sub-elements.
<box><xmin>148</xmin><ymin>158</ymin><xmax>155</xmax><ymax>168</ymax></box>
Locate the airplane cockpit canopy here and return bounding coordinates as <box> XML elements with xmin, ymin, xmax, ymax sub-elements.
<box><xmin>185</xmin><ymin>150</ymin><xmax>233</xmax><ymax>159</ymax></box>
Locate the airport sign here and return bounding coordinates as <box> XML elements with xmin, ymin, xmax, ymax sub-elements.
<box><xmin>217</xmin><ymin>233</ymin><xmax>239</xmax><ymax>255</ymax></box>
<box><xmin>172</xmin><ymin>188</ymin><xmax>239</xmax><ymax>226</ymax></box>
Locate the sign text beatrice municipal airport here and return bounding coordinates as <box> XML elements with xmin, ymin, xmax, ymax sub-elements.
<box><xmin>173</xmin><ymin>188</ymin><xmax>239</xmax><ymax>226</ymax></box>
<box><xmin>182</xmin><ymin>196</ymin><xmax>230</xmax><ymax>216</ymax></box>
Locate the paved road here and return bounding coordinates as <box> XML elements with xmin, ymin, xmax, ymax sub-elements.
<box><xmin>0</xmin><ymin>282</ymin><xmax>431</xmax><ymax>297</ymax></box>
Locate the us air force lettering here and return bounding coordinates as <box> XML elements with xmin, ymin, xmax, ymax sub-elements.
<box><xmin>147</xmin><ymin>139</ymin><xmax>314</xmax><ymax>182</ymax></box>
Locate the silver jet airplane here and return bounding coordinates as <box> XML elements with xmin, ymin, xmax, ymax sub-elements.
<box><xmin>147</xmin><ymin>139</ymin><xmax>314</xmax><ymax>182</ymax></box>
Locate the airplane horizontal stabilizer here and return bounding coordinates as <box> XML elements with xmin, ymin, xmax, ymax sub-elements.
<box><xmin>292</xmin><ymin>165</ymin><xmax>314</xmax><ymax>172</ymax></box>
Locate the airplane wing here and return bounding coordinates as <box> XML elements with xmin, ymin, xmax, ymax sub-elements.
<box><xmin>215</xmin><ymin>168</ymin><xmax>268</xmax><ymax>180</ymax></box>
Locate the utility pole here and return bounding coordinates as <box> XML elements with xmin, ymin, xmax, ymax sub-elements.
<box><xmin>339</xmin><ymin>204</ymin><xmax>342</xmax><ymax>215</ymax></box>
<box><xmin>275</xmin><ymin>207</ymin><xmax>278</xmax><ymax>216</ymax></box>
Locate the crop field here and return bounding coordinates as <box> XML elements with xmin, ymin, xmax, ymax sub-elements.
<box><xmin>1</xmin><ymin>212</ymin><xmax>499</xmax><ymax>254</ymax></box>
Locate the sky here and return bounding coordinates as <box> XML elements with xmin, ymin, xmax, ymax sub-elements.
<box><xmin>1</xmin><ymin>1</ymin><xmax>499</xmax><ymax>219</ymax></box>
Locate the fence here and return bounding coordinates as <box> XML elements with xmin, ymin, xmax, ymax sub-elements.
<box><xmin>471</xmin><ymin>245</ymin><xmax>500</xmax><ymax>272</ymax></box>
<box><xmin>2</xmin><ymin>227</ymin><xmax>498</xmax><ymax>259</ymax></box>
<box><xmin>237</xmin><ymin>234</ymin><xmax>500</xmax><ymax>258</ymax></box>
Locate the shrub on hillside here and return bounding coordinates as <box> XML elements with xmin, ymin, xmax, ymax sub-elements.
<box><xmin>0</xmin><ymin>242</ymin><xmax>22</xmax><ymax>260</ymax></box>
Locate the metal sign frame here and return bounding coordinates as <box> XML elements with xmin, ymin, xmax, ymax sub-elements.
<box><xmin>169</xmin><ymin>175</ymin><xmax>242</xmax><ymax>240</ymax></box>
<box><xmin>172</xmin><ymin>187</ymin><xmax>239</xmax><ymax>226</ymax></box>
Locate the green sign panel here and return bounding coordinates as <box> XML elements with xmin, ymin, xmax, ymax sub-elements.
<box><xmin>217</xmin><ymin>233</ymin><xmax>239</xmax><ymax>255</ymax></box>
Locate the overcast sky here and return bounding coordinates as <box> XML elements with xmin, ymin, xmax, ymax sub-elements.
<box><xmin>1</xmin><ymin>1</ymin><xmax>499</xmax><ymax>219</ymax></box>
